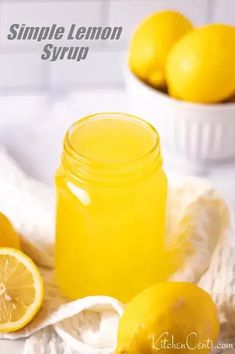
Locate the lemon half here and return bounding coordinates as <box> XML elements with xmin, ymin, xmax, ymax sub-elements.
<box><xmin>0</xmin><ymin>247</ymin><xmax>44</xmax><ymax>332</ymax></box>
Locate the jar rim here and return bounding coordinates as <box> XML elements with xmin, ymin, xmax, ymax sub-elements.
<box><xmin>64</xmin><ymin>112</ymin><xmax>161</xmax><ymax>169</ymax></box>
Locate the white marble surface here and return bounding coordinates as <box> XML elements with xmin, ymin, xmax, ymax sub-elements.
<box><xmin>0</xmin><ymin>89</ymin><xmax>235</xmax><ymax>353</ymax></box>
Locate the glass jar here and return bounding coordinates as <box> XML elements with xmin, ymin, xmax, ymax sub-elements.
<box><xmin>55</xmin><ymin>113</ymin><xmax>168</xmax><ymax>302</ymax></box>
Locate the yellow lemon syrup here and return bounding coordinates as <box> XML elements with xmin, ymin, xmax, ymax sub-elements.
<box><xmin>55</xmin><ymin>113</ymin><xmax>168</xmax><ymax>302</ymax></box>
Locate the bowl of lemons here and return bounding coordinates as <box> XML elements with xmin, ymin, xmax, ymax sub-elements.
<box><xmin>126</xmin><ymin>10</ymin><xmax>235</xmax><ymax>167</ymax></box>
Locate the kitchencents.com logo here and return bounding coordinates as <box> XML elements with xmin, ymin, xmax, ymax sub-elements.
<box><xmin>151</xmin><ymin>332</ymin><xmax>234</xmax><ymax>351</ymax></box>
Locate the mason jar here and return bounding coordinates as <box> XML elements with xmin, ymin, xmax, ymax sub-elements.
<box><xmin>55</xmin><ymin>112</ymin><xmax>168</xmax><ymax>302</ymax></box>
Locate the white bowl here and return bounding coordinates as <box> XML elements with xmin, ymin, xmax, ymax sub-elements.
<box><xmin>126</xmin><ymin>70</ymin><xmax>235</xmax><ymax>169</ymax></box>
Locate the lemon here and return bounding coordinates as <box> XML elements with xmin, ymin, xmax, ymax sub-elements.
<box><xmin>0</xmin><ymin>247</ymin><xmax>44</xmax><ymax>332</ymax></box>
<box><xmin>117</xmin><ymin>282</ymin><xmax>219</xmax><ymax>354</ymax></box>
<box><xmin>129</xmin><ymin>11</ymin><xmax>193</xmax><ymax>88</ymax></box>
<box><xmin>0</xmin><ymin>213</ymin><xmax>21</xmax><ymax>250</ymax></box>
<box><xmin>166</xmin><ymin>24</ymin><xmax>235</xmax><ymax>103</ymax></box>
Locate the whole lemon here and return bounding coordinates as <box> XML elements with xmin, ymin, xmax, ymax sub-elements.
<box><xmin>0</xmin><ymin>212</ymin><xmax>21</xmax><ymax>249</ymax></box>
<box><xmin>129</xmin><ymin>11</ymin><xmax>193</xmax><ymax>88</ymax></box>
<box><xmin>166</xmin><ymin>24</ymin><xmax>235</xmax><ymax>103</ymax></box>
<box><xmin>116</xmin><ymin>282</ymin><xmax>219</xmax><ymax>354</ymax></box>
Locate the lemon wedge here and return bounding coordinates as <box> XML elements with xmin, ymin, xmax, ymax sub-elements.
<box><xmin>0</xmin><ymin>247</ymin><xmax>44</xmax><ymax>332</ymax></box>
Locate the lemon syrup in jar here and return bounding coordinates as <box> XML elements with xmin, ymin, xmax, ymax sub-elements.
<box><xmin>55</xmin><ymin>113</ymin><xmax>168</xmax><ymax>302</ymax></box>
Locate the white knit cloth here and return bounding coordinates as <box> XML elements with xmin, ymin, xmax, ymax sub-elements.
<box><xmin>0</xmin><ymin>148</ymin><xmax>234</xmax><ymax>354</ymax></box>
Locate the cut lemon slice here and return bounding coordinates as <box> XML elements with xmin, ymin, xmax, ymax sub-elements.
<box><xmin>0</xmin><ymin>247</ymin><xmax>44</xmax><ymax>332</ymax></box>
